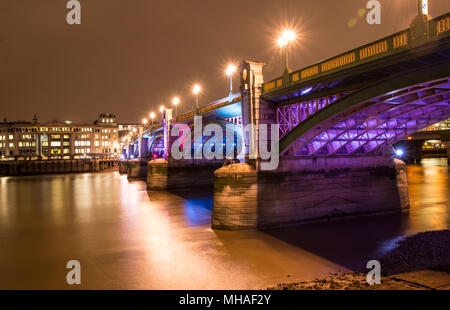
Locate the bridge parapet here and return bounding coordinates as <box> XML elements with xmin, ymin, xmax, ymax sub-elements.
<box><xmin>262</xmin><ymin>12</ymin><xmax>450</xmax><ymax>95</ymax></box>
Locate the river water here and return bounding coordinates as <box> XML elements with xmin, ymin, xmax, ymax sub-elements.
<box><xmin>0</xmin><ymin>158</ymin><xmax>448</xmax><ymax>289</ymax></box>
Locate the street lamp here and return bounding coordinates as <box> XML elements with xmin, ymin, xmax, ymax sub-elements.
<box><xmin>193</xmin><ymin>84</ymin><xmax>201</xmax><ymax>111</ymax></box>
<box><xmin>278</xmin><ymin>29</ymin><xmax>296</xmax><ymax>74</ymax></box>
<box><xmin>172</xmin><ymin>96</ymin><xmax>180</xmax><ymax>117</ymax></box>
<box><xmin>225</xmin><ymin>64</ymin><xmax>236</xmax><ymax>96</ymax></box>
<box><xmin>142</xmin><ymin>118</ymin><xmax>148</xmax><ymax>126</ymax></box>
<box><xmin>160</xmin><ymin>106</ymin><xmax>165</xmax><ymax>123</ymax></box>
<box><xmin>149</xmin><ymin>112</ymin><xmax>155</xmax><ymax>127</ymax></box>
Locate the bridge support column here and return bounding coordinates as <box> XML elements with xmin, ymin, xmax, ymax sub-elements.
<box><xmin>118</xmin><ymin>160</ymin><xmax>128</xmax><ymax>174</ymax></box>
<box><xmin>445</xmin><ymin>142</ymin><xmax>450</xmax><ymax>164</ymax></box>
<box><xmin>147</xmin><ymin>158</ymin><xmax>222</xmax><ymax>190</ymax></box>
<box><xmin>127</xmin><ymin>159</ymin><xmax>148</xmax><ymax>180</ymax></box>
<box><xmin>212</xmin><ymin>155</ymin><xmax>410</xmax><ymax>230</ymax></box>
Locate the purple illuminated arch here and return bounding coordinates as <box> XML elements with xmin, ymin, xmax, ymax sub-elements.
<box><xmin>280</xmin><ymin>73</ymin><xmax>450</xmax><ymax>157</ymax></box>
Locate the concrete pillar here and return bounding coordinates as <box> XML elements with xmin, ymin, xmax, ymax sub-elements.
<box><xmin>147</xmin><ymin>159</ymin><xmax>168</xmax><ymax>190</ymax></box>
<box><xmin>127</xmin><ymin>159</ymin><xmax>147</xmax><ymax>180</ymax></box>
<box><xmin>93</xmin><ymin>159</ymin><xmax>100</xmax><ymax>172</ymax></box>
<box><xmin>118</xmin><ymin>160</ymin><xmax>128</xmax><ymax>174</ymax></box>
<box><xmin>147</xmin><ymin>158</ymin><xmax>220</xmax><ymax>191</ymax></box>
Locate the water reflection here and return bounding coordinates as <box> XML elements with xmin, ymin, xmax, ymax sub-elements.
<box><xmin>0</xmin><ymin>159</ymin><xmax>448</xmax><ymax>289</ymax></box>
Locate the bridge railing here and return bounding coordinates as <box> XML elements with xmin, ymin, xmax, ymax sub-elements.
<box><xmin>173</xmin><ymin>92</ymin><xmax>242</xmax><ymax>123</ymax></box>
<box><xmin>262</xmin><ymin>12</ymin><xmax>450</xmax><ymax>94</ymax></box>
<box><xmin>125</xmin><ymin>92</ymin><xmax>243</xmax><ymax>150</ymax></box>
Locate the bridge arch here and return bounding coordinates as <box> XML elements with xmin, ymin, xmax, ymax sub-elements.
<box><xmin>148</xmin><ymin>133</ymin><xmax>165</xmax><ymax>158</ymax></box>
<box><xmin>170</xmin><ymin>120</ymin><xmax>244</xmax><ymax>158</ymax></box>
<box><xmin>279</xmin><ymin>63</ymin><xmax>450</xmax><ymax>157</ymax></box>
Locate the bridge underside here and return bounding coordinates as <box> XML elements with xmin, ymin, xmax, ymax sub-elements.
<box><xmin>280</xmin><ymin>74</ymin><xmax>450</xmax><ymax>157</ymax></box>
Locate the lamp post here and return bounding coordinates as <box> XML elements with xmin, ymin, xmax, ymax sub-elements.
<box><xmin>193</xmin><ymin>84</ymin><xmax>201</xmax><ymax>113</ymax></box>
<box><xmin>160</xmin><ymin>106</ymin><xmax>165</xmax><ymax>124</ymax></box>
<box><xmin>278</xmin><ymin>29</ymin><xmax>296</xmax><ymax>74</ymax></box>
<box><xmin>172</xmin><ymin>96</ymin><xmax>180</xmax><ymax>118</ymax></box>
<box><xmin>149</xmin><ymin>112</ymin><xmax>155</xmax><ymax>127</ymax></box>
<box><xmin>225</xmin><ymin>64</ymin><xmax>236</xmax><ymax>97</ymax></box>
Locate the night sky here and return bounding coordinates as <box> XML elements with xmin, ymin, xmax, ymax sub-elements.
<box><xmin>1</xmin><ymin>0</ymin><xmax>448</xmax><ymax>123</ymax></box>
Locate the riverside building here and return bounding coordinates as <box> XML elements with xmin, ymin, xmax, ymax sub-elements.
<box><xmin>0</xmin><ymin>114</ymin><xmax>120</xmax><ymax>160</ymax></box>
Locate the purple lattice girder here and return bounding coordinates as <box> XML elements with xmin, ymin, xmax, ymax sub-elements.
<box><xmin>280</xmin><ymin>78</ymin><xmax>450</xmax><ymax>156</ymax></box>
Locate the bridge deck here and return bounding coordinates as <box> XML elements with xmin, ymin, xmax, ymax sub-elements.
<box><xmin>262</xmin><ymin>12</ymin><xmax>450</xmax><ymax>106</ymax></box>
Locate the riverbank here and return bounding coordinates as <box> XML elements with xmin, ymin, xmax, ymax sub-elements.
<box><xmin>269</xmin><ymin>268</ymin><xmax>450</xmax><ymax>290</ymax></box>
<box><xmin>269</xmin><ymin>230</ymin><xmax>450</xmax><ymax>290</ymax></box>
<box><xmin>0</xmin><ymin>158</ymin><xmax>117</xmax><ymax>176</ymax></box>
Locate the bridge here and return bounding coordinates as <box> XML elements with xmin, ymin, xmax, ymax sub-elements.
<box><xmin>121</xmin><ymin>10</ymin><xmax>450</xmax><ymax>230</ymax></box>
<box><xmin>395</xmin><ymin>128</ymin><xmax>450</xmax><ymax>163</ymax></box>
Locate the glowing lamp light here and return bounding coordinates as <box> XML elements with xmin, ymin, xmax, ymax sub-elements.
<box><xmin>142</xmin><ymin>118</ymin><xmax>148</xmax><ymax>125</ymax></box>
<box><xmin>226</xmin><ymin>64</ymin><xmax>236</xmax><ymax>77</ymax></box>
<box><xmin>150</xmin><ymin>112</ymin><xmax>155</xmax><ymax>119</ymax></box>
<box><xmin>278</xmin><ymin>29</ymin><xmax>296</xmax><ymax>47</ymax></box>
<box><xmin>172</xmin><ymin>96</ymin><xmax>180</xmax><ymax>106</ymax></box>
<box><xmin>282</xmin><ymin>29</ymin><xmax>296</xmax><ymax>42</ymax></box>
<box><xmin>301</xmin><ymin>87</ymin><xmax>313</xmax><ymax>95</ymax></box>
<box><xmin>130</xmin><ymin>155</ymin><xmax>135</xmax><ymax>159</ymax></box>
<box><xmin>193</xmin><ymin>84</ymin><xmax>201</xmax><ymax>95</ymax></box>
<box><xmin>160</xmin><ymin>106</ymin><xmax>165</xmax><ymax>113</ymax></box>
<box><xmin>277</xmin><ymin>37</ymin><xmax>288</xmax><ymax>48</ymax></box>
<box><xmin>395</xmin><ymin>149</ymin><xmax>404</xmax><ymax>157</ymax></box>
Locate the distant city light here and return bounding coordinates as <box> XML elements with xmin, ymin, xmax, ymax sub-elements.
<box><xmin>172</xmin><ymin>97</ymin><xmax>180</xmax><ymax>106</ymax></box>
<box><xmin>150</xmin><ymin>112</ymin><xmax>155</xmax><ymax>119</ymax></box>
<box><xmin>142</xmin><ymin>118</ymin><xmax>148</xmax><ymax>125</ymax></box>
<box><xmin>160</xmin><ymin>106</ymin><xmax>165</xmax><ymax>113</ymax></box>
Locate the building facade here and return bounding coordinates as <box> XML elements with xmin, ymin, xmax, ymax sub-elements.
<box><xmin>0</xmin><ymin>114</ymin><xmax>120</xmax><ymax>160</ymax></box>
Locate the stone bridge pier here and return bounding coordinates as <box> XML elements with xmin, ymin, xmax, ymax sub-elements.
<box><xmin>445</xmin><ymin>142</ymin><xmax>450</xmax><ymax>164</ymax></box>
<box><xmin>147</xmin><ymin>158</ymin><xmax>223</xmax><ymax>190</ymax></box>
<box><xmin>212</xmin><ymin>155</ymin><xmax>410</xmax><ymax>230</ymax></box>
<box><xmin>211</xmin><ymin>60</ymin><xmax>411</xmax><ymax>230</ymax></box>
